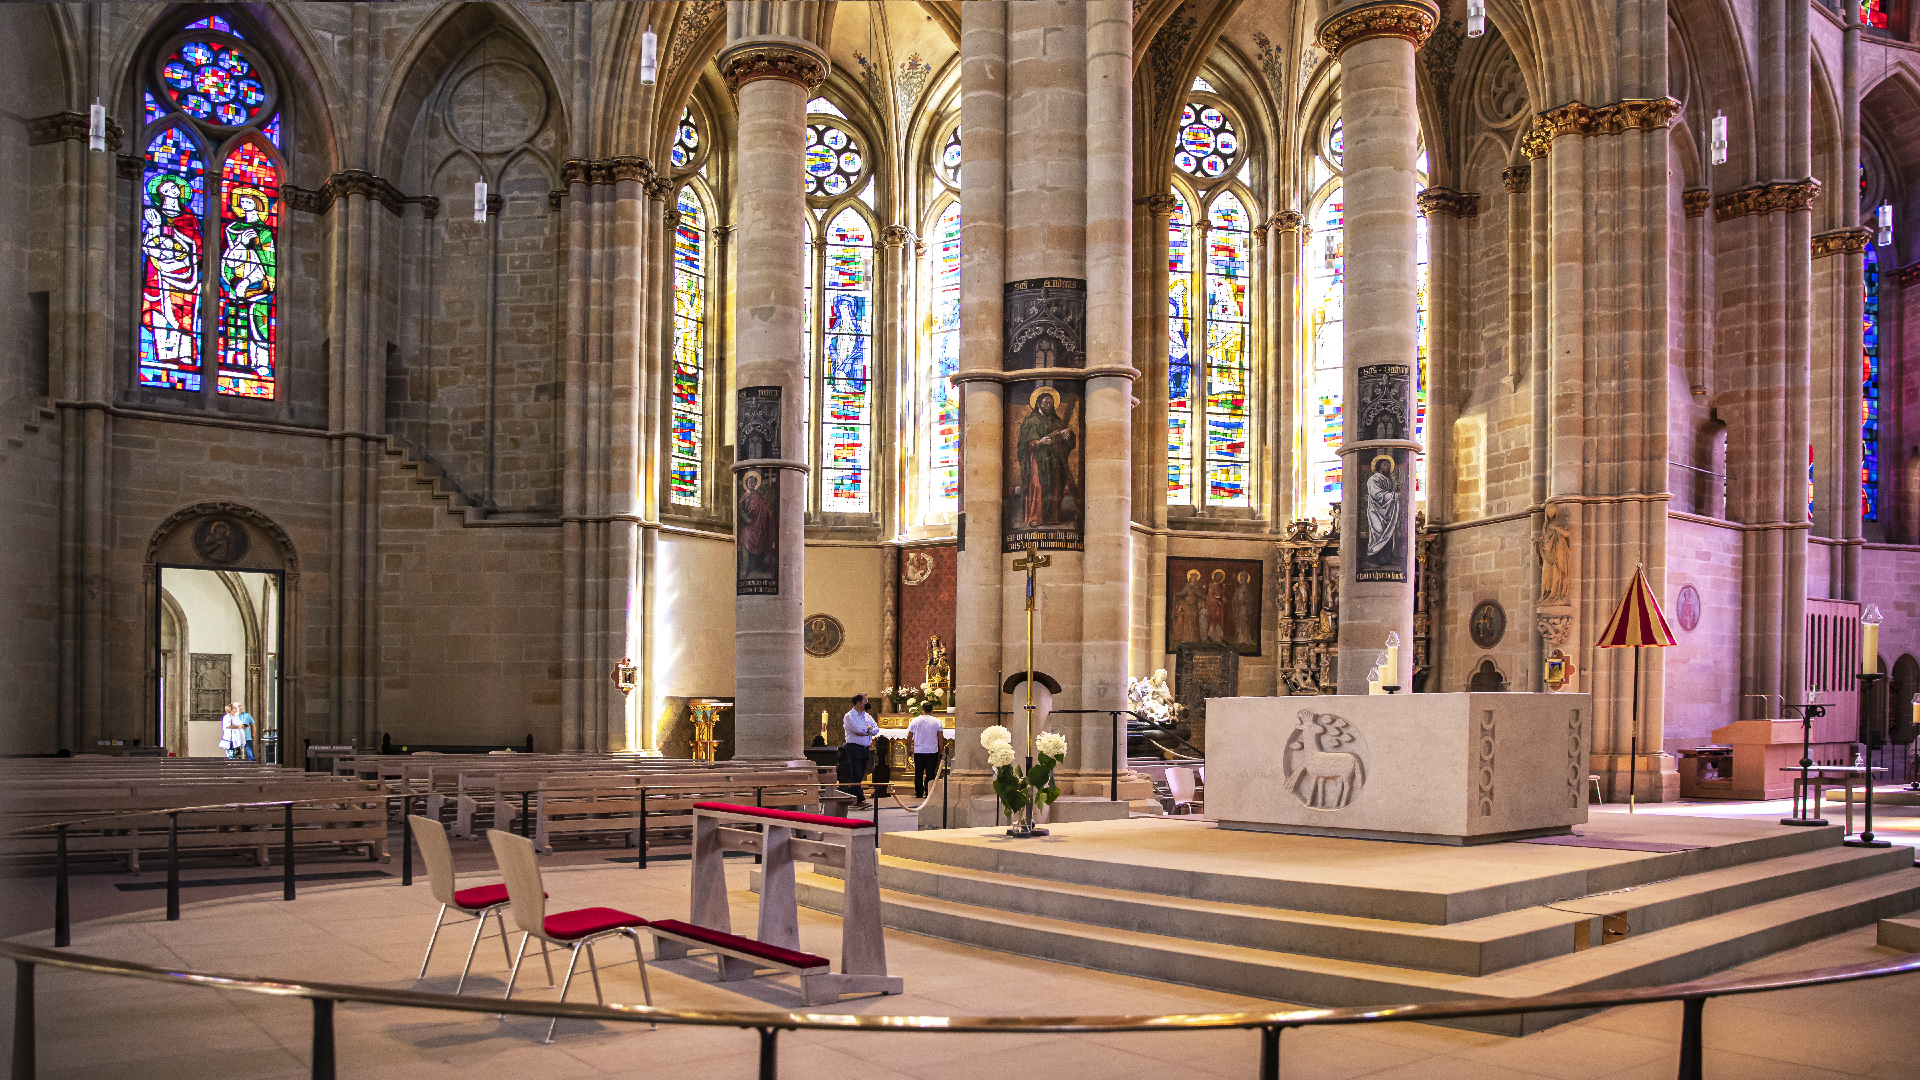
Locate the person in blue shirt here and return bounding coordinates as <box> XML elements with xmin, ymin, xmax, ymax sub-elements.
<box><xmin>840</xmin><ymin>693</ymin><xmax>880</xmax><ymax>808</ymax></box>
<box><xmin>220</xmin><ymin>702</ymin><xmax>255</xmax><ymax>761</ymax></box>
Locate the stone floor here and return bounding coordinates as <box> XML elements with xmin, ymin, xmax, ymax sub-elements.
<box><xmin>3</xmin><ymin>803</ymin><xmax>1919</xmax><ymax>1079</ymax></box>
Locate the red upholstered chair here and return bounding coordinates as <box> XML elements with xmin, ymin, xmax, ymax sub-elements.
<box><xmin>410</xmin><ymin>814</ymin><xmax>516</xmax><ymax>993</ymax></box>
<box><xmin>486</xmin><ymin>829</ymin><xmax>655</xmax><ymax>1043</ymax></box>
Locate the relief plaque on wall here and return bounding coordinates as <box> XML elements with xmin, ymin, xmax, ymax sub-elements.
<box><xmin>1470</xmin><ymin>600</ymin><xmax>1506</xmax><ymax>649</ymax></box>
<box><xmin>736</xmin><ymin>386</ymin><xmax>782</xmax><ymax>596</ymax></box>
<box><xmin>192</xmin><ymin>515</ymin><xmax>250</xmax><ymax>564</ymax></box>
<box><xmin>1003</xmin><ymin>380</ymin><xmax>1084</xmax><ymax>552</ymax></box>
<box><xmin>1003</xmin><ymin>278</ymin><xmax>1086</xmax><ymax>370</ymax></box>
<box><xmin>1354</xmin><ymin>363</ymin><xmax>1412</xmax><ymax>583</ymax></box>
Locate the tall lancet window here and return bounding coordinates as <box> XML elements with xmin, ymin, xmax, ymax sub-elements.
<box><xmin>1166</xmin><ymin>89</ymin><xmax>1255</xmax><ymax>509</ymax></box>
<box><xmin>1864</xmin><ymin>242</ymin><xmax>1880</xmax><ymax>521</ymax></box>
<box><xmin>670</xmin><ymin>186</ymin><xmax>708</xmax><ymax>505</ymax></box>
<box><xmin>821</xmin><ymin>208</ymin><xmax>875</xmax><ymax>512</ymax></box>
<box><xmin>138</xmin><ymin>14</ymin><xmax>285</xmax><ymax>400</ymax></box>
<box><xmin>926</xmin><ymin>199</ymin><xmax>963</xmax><ymax>516</ymax></box>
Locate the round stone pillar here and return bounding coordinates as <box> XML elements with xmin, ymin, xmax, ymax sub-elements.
<box><xmin>719</xmin><ymin>37</ymin><xmax>827</xmax><ymax>761</ymax></box>
<box><xmin>1317</xmin><ymin>1</ymin><xmax>1436</xmax><ymax>694</ymax></box>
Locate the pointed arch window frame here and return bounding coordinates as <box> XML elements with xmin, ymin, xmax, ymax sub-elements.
<box><xmin>136</xmin><ymin>20</ymin><xmax>288</xmax><ymax>405</ymax></box>
<box><xmin>917</xmin><ymin>194</ymin><xmax>963</xmax><ymax>523</ymax></box>
<box><xmin>804</xmin><ymin>199</ymin><xmax>881</xmax><ymax>517</ymax></box>
<box><xmin>669</xmin><ymin>177</ymin><xmax>717</xmax><ymax>508</ymax></box>
<box><xmin>1167</xmin><ymin>176</ymin><xmax>1262</xmax><ymax>510</ymax></box>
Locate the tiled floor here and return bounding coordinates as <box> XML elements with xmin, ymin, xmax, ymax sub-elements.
<box><xmin>4</xmin><ymin>811</ymin><xmax>1919</xmax><ymax>1079</ymax></box>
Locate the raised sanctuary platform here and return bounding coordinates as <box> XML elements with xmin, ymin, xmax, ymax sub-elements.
<box><xmin>1207</xmin><ymin>692</ymin><xmax>1592</xmax><ymax>845</ymax></box>
<box><xmin>785</xmin><ymin>814</ymin><xmax>1920</xmax><ymax>1034</ymax></box>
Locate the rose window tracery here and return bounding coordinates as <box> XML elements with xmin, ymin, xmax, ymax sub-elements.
<box><xmin>805</xmin><ymin>123</ymin><xmax>864</xmax><ymax>197</ymax></box>
<box><xmin>1175</xmin><ymin>102</ymin><xmax>1239</xmax><ymax>179</ymax></box>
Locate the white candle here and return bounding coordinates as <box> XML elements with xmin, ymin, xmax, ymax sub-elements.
<box><xmin>1861</xmin><ymin>605</ymin><xmax>1881</xmax><ymax>675</ymax></box>
<box><xmin>1385</xmin><ymin>645</ymin><xmax>1400</xmax><ymax>683</ymax></box>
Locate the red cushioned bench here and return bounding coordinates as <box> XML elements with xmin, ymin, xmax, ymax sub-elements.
<box><xmin>648</xmin><ymin>918</ymin><xmax>833</xmax><ymax>997</ymax></box>
<box><xmin>692</xmin><ymin>801</ymin><xmax>875</xmax><ymax>830</ymax></box>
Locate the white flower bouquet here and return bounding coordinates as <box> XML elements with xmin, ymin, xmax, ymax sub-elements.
<box><xmin>982</xmin><ymin>725</ymin><xmax>1067</xmax><ymax>825</ymax></box>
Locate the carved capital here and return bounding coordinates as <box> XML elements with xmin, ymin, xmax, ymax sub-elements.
<box><xmin>1521</xmin><ymin>97</ymin><xmax>1682</xmax><ymax>159</ymax></box>
<box><xmin>280</xmin><ymin>170</ymin><xmax>438</xmax><ymax>218</ymax></box>
<box><xmin>1501</xmin><ymin>165</ymin><xmax>1530</xmax><ymax>194</ymax></box>
<box><xmin>1268</xmin><ymin>209</ymin><xmax>1305</xmax><ymax>233</ymax></box>
<box><xmin>1316</xmin><ymin>1</ymin><xmax>1438</xmax><ymax>57</ymax></box>
<box><xmin>719</xmin><ymin>43</ymin><xmax>828</xmax><ymax>93</ymax></box>
<box><xmin>879</xmin><ymin>223</ymin><xmax>913</xmax><ymax>248</ymax></box>
<box><xmin>1417</xmin><ymin>186</ymin><xmax>1479</xmax><ymax>218</ymax></box>
<box><xmin>1897</xmin><ymin>262</ymin><xmax>1920</xmax><ymax>289</ymax></box>
<box><xmin>1682</xmin><ymin>188</ymin><xmax>1711</xmax><ymax>218</ymax></box>
<box><xmin>1812</xmin><ymin>227</ymin><xmax>1873</xmax><ymax>260</ymax></box>
<box><xmin>1536</xmin><ymin>613</ymin><xmax>1573</xmax><ymax>649</ymax></box>
<box><xmin>643</xmin><ymin>177</ymin><xmax>674</xmax><ymax>202</ymax></box>
<box><xmin>1143</xmin><ymin>193</ymin><xmax>1180</xmax><ymax>218</ymax></box>
<box><xmin>562</xmin><ymin>156</ymin><xmax>656</xmax><ymax>186</ymax></box>
<box><xmin>1712</xmin><ymin>177</ymin><xmax>1821</xmax><ymax>222</ymax></box>
<box><xmin>26</xmin><ymin>111</ymin><xmax>123</xmax><ymax>152</ymax></box>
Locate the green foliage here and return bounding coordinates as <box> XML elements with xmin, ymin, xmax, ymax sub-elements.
<box><xmin>993</xmin><ymin>750</ymin><xmax>1064</xmax><ymax>815</ymax></box>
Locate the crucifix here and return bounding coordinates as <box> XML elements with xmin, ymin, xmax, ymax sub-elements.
<box><xmin>1011</xmin><ymin>541</ymin><xmax>1050</xmax><ymax>759</ymax></box>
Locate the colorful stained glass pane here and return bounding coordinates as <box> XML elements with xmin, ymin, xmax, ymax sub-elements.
<box><xmin>263</xmin><ymin>112</ymin><xmax>280</xmax><ymax>148</ymax></box>
<box><xmin>1167</xmin><ymin>188</ymin><xmax>1193</xmax><ymax>502</ymax></box>
<box><xmin>144</xmin><ymin>90</ymin><xmax>166</xmax><ymax>125</ymax></box>
<box><xmin>1306</xmin><ymin>189</ymin><xmax>1346</xmax><ymax>507</ymax></box>
<box><xmin>805</xmin><ymin>124</ymin><xmax>863</xmax><ymax>199</ymax></box>
<box><xmin>671</xmin><ymin>187</ymin><xmax>707</xmax><ymax>504</ymax></box>
<box><xmin>1175</xmin><ymin>100</ymin><xmax>1237</xmax><ymax>180</ymax></box>
<box><xmin>184</xmin><ymin>15</ymin><xmax>235</xmax><ymax>34</ymax></box>
<box><xmin>927</xmin><ymin>201</ymin><xmax>963</xmax><ymax>513</ymax></box>
<box><xmin>941</xmin><ymin>127</ymin><xmax>963</xmax><ymax>187</ymax></box>
<box><xmin>139</xmin><ymin>127</ymin><xmax>206</xmax><ymax>391</ymax></box>
<box><xmin>1863</xmin><ymin>0</ymin><xmax>1889</xmax><ymax>30</ymax></box>
<box><xmin>1203</xmin><ymin>192</ymin><xmax>1251</xmax><ymax>506</ymax></box>
<box><xmin>1329</xmin><ymin>120</ymin><xmax>1344</xmax><ymax>168</ymax></box>
<box><xmin>821</xmin><ymin>208</ymin><xmax>872</xmax><ymax>512</ymax></box>
<box><xmin>807</xmin><ymin>97</ymin><xmax>846</xmax><ymax>118</ymax></box>
<box><xmin>214</xmin><ymin>140</ymin><xmax>278</xmax><ymax>398</ymax></box>
<box><xmin>1864</xmin><ymin>243</ymin><xmax>1879</xmax><ymax>520</ymax></box>
<box><xmin>671</xmin><ymin>108</ymin><xmax>700</xmax><ymax>170</ymax></box>
<box><xmin>162</xmin><ymin>38</ymin><xmax>267</xmax><ymax>126</ymax></box>
<box><xmin>1414</xmin><ymin>154</ymin><xmax>1429</xmax><ymax>500</ymax></box>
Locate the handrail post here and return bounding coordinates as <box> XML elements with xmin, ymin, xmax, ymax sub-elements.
<box><xmin>1110</xmin><ymin>711</ymin><xmax>1120</xmax><ymax>801</ymax></box>
<box><xmin>13</xmin><ymin>959</ymin><xmax>35</xmax><ymax>1080</ymax></box>
<box><xmin>53</xmin><ymin>826</ymin><xmax>68</xmax><ymax>949</ymax></box>
<box><xmin>283</xmin><ymin>803</ymin><xmax>296</xmax><ymax>902</ymax></box>
<box><xmin>1258</xmin><ymin>1024</ymin><xmax>1281</xmax><ymax>1080</ymax></box>
<box><xmin>1677</xmin><ymin>996</ymin><xmax>1705</xmax><ymax>1080</ymax></box>
<box><xmin>310</xmin><ymin>998</ymin><xmax>335</xmax><ymax>1080</ymax></box>
<box><xmin>521</xmin><ymin>790</ymin><xmax>531</xmax><ymax>838</ymax></box>
<box><xmin>638</xmin><ymin>787</ymin><xmax>649</xmax><ymax>869</ymax></box>
<box><xmin>167</xmin><ymin>812</ymin><xmax>181</xmax><ymax>921</ymax></box>
<box><xmin>754</xmin><ymin>787</ymin><xmax>764</xmax><ymax>866</ymax></box>
<box><xmin>757</xmin><ymin>1026</ymin><xmax>779</xmax><ymax>1080</ymax></box>
<box><xmin>401</xmin><ymin>793</ymin><xmax>414</xmax><ymax>887</ymax></box>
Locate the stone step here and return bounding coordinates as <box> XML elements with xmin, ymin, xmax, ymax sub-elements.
<box><xmin>876</xmin><ymin>816</ymin><xmax>1847</xmax><ymax>924</ymax></box>
<box><xmin>783</xmin><ymin>864</ymin><xmax>1920</xmax><ymax>1035</ymax></box>
<box><xmin>834</xmin><ymin>842</ymin><xmax>1910</xmax><ymax>977</ymax></box>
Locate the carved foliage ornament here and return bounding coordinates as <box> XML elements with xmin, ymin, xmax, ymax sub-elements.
<box><xmin>281</xmin><ymin>170</ymin><xmax>441</xmax><ymax>218</ymax></box>
<box><xmin>561</xmin><ymin>157</ymin><xmax>655</xmax><ymax>186</ymax></box>
<box><xmin>1682</xmin><ymin>189</ymin><xmax>1711</xmax><ymax>218</ymax></box>
<box><xmin>1269</xmin><ymin>209</ymin><xmax>1306</xmax><ymax>233</ymax></box>
<box><xmin>1712</xmin><ymin>178</ymin><xmax>1821</xmax><ymax>222</ymax></box>
<box><xmin>1143</xmin><ymin>193</ymin><xmax>1180</xmax><ymax>218</ymax></box>
<box><xmin>27</xmin><ymin>111</ymin><xmax>123</xmax><ymax>151</ymax></box>
<box><xmin>720</xmin><ymin>46</ymin><xmax>827</xmax><ymax>94</ymax></box>
<box><xmin>1520</xmin><ymin>98</ymin><xmax>1683</xmax><ymax>159</ymax></box>
<box><xmin>1317</xmin><ymin>2</ymin><xmax>1438</xmax><ymax>56</ymax></box>
<box><xmin>1811</xmin><ymin>227</ymin><xmax>1873</xmax><ymax>259</ymax></box>
<box><xmin>1501</xmin><ymin>165</ymin><xmax>1530</xmax><ymax>194</ymax></box>
<box><xmin>1417</xmin><ymin>187</ymin><xmax>1479</xmax><ymax>219</ymax></box>
<box><xmin>1897</xmin><ymin>262</ymin><xmax>1920</xmax><ymax>289</ymax></box>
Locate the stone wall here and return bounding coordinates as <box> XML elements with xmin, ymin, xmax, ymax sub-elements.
<box><xmin>1662</xmin><ymin>515</ymin><xmax>1746</xmax><ymax>749</ymax></box>
<box><xmin>1435</xmin><ymin>517</ymin><xmax>1535</xmax><ymax>694</ymax></box>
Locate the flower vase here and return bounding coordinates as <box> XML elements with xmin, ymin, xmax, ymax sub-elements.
<box><xmin>1006</xmin><ymin>761</ymin><xmax>1049</xmax><ymax>838</ymax></box>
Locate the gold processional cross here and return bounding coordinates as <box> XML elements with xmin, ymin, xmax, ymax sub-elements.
<box><xmin>1010</xmin><ymin>542</ymin><xmax>1050</xmax><ymax>761</ymax></box>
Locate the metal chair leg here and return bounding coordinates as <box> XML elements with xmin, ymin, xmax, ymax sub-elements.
<box><xmin>418</xmin><ymin>905</ymin><xmax>449</xmax><ymax>979</ymax></box>
<box><xmin>456</xmin><ymin>909</ymin><xmax>491</xmax><ymax>994</ymax></box>
<box><xmin>495</xmin><ymin>907</ymin><xmax>515</xmax><ymax>969</ymax></box>
<box><xmin>546</xmin><ymin>943</ymin><xmax>585</xmax><ymax>1044</ymax></box>
<box><xmin>625</xmin><ymin>928</ymin><xmax>656</xmax><ymax>1030</ymax></box>
<box><xmin>502</xmin><ymin>932</ymin><xmax>529</xmax><ymax>1007</ymax></box>
<box><xmin>585</xmin><ymin>940</ymin><xmax>604</xmax><ymax>1005</ymax></box>
<box><xmin>539</xmin><ymin>936</ymin><xmax>554</xmax><ymax>986</ymax></box>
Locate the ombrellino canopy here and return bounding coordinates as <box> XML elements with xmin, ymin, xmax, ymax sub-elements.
<box><xmin>1596</xmin><ymin>564</ymin><xmax>1676</xmax><ymax>649</ymax></box>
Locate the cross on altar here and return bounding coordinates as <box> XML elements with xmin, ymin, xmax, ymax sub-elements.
<box><xmin>1010</xmin><ymin>543</ymin><xmax>1051</xmax><ymax>753</ymax></box>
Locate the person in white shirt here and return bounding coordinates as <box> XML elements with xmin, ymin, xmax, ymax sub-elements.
<box><xmin>905</xmin><ymin>702</ymin><xmax>946</xmax><ymax>798</ymax></box>
<box><xmin>220</xmin><ymin>702</ymin><xmax>255</xmax><ymax>761</ymax></box>
<box><xmin>840</xmin><ymin>693</ymin><xmax>881</xmax><ymax>808</ymax></box>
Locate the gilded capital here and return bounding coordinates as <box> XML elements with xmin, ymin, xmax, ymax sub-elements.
<box><xmin>1521</xmin><ymin>98</ymin><xmax>1682</xmax><ymax>159</ymax></box>
<box><xmin>1143</xmin><ymin>193</ymin><xmax>1180</xmax><ymax>218</ymax></box>
<box><xmin>1811</xmin><ymin>227</ymin><xmax>1873</xmax><ymax>259</ymax></box>
<box><xmin>1681</xmin><ymin>189</ymin><xmax>1710</xmax><ymax>218</ymax></box>
<box><xmin>719</xmin><ymin>42</ymin><xmax>828</xmax><ymax>93</ymax></box>
<box><xmin>562</xmin><ymin>156</ymin><xmax>656</xmax><ymax>186</ymax></box>
<box><xmin>1316</xmin><ymin>1</ymin><xmax>1438</xmax><ymax>57</ymax></box>
<box><xmin>1712</xmin><ymin>177</ymin><xmax>1821</xmax><ymax>223</ymax></box>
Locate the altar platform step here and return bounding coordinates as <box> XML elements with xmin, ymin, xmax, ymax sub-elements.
<box><xmin>770</xmin><ymin>815</ymin><xmax>1920</xmax><ymax>1035</ymax></box>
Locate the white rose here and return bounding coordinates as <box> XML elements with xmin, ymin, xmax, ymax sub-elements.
<box><xmin>1035</xmin><ymin>731</ymin><xmax>1068</xmax><ymax>758</ymax></box>
<box><xmin>987</xmin><ymin>745</ymin><xmax>1016</xmax><ymax>768</ymax></box>
<box><xmin>981</xmin><ymin>725</ymin><xmax>1013</xmax><ymax>749</ymax></box>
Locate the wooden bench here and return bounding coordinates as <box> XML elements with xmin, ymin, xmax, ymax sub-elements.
<box><xmin>663</xmin><ymin>801</ymin><xmax>902</xmax><ymax>1005</ymax></box>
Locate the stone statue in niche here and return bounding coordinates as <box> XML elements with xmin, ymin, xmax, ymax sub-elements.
<box><xmin>1536</xmin><ymin>503</ymin><xmax>1572</xmax><ymax>605</ymax></box>
<box><xmin>923</xmin><ymin>635</ymin><xmax>951</xmax><ymax>698</ymax></box>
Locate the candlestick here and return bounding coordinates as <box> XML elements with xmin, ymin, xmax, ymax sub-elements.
<box><xmin>1384</xmin><ymin>632</ymin><xmax>1401</xmax><ymax>685</ymax></box>
<box><xmin>1861</xmin><ymin>604</ymin><xmax>1881</xmax><ymax>675</ymax></box>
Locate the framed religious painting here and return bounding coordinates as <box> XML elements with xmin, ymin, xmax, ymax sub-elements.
<box><xmin>1002</xmin><ymin>379</ymin><xmax>1085</xmax><ymax>552</ymax></box>
<box><xmin>1165</xmin><ymin>556</ymin><xmax>1262</xmax><ymax>656</ymax></box>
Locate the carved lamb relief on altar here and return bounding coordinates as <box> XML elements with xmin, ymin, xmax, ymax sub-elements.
<box><xmin>1283</xmin><ymin>710</ymin><xmax>1366</xmax><ymax>810</ymax></box>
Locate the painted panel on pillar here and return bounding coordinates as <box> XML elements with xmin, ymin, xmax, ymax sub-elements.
<box><xmin>1003</xmin><ymin>278</ymin><xmax>1086</xmax><ymax>370</ymax></box>
<box><xmin>1356</xmin><ymin>363</ymin><xmax>1412</xmax><ymax>583</ymax></box>
<box><xmin>1166</xmin><ymin>556</ymin><xmax>1263</xmax><ymax>656</ymax></box>
<box><xmin>736</xmin><ymin>385</ymin><xmax>782</xmax><ymax>596</ymax></box>
<box><xmin>1003</xmin><ymin>380</ymin><xmax>1084</xmax><ymax>552</ymax></box>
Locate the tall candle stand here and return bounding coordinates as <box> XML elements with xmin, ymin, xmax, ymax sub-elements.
<box><xmin>1780</xmin><ymin>702</ymin><xmax>1828</xmax><ymax>827</ymax></box>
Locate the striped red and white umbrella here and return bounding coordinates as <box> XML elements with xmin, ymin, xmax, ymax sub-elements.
<box><xmin>1596</xmin><ymin>564</ymin><xmax>1676</xmax><ymax>649</ymax></box>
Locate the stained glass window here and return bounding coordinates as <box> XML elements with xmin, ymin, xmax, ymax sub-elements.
<box><xmin>214</xmin><ymin>141</ymin><xmax>279</xmax><ymax>398</ymax></box>
<box><xmin>1414</xmin><ymin>151</ymin><xmax>1430</xmax><ymax>500</ymax></box>
<box><xmin>1864</xmin><ymin>243</ymin><xmax>1880</xmax><ymax>521</ymax></box>
<box><xmin>143</xmin><ymin>91</ymin><xmax>165</xmax><ymax>125</ymax></box>
<box><xmin>138</xmin><ymin>127</ymin><xmax>206</xmax><ymax>391</ymax></box>
<box><xmin>821</xmin><ymin>208</ymin><xmax>873</xmax><ymax>512</ymax></box>
<box><xmin>1175</xmin><ymin>102</ymin><xmax>1239</xmax><ymax>180</ymax></box>
<box><xmin>671</xmin><ymin>108</ymin><xmax>699</xmax><ymax>171</ymax></box>
<box><xmin>807</xmin><ymin>97</ymin><xmax>846</xmax><ymax>118</ymax></box>
<box><xmin>184</xmin><ymin>15</ymin><xmax>235</xmax><ymax>34</ymax></box>
<box><xmin>1863</xmin><ymin>0</ymin><xmax>1889</xmax><ymax>30</ymax></box>
<box><xmin>941</xmin><ymin>126</ymin><xmax>963</xmax><ymax>187</ymax></box>
<box><xmin>1191</xmin><ymin>76</ymin><xmax>1216</xmax><ymax>93</ymax></box>
<box><xmin>805</xmin><ymin>124</ymin><xmax>864</xmax><ymax>198</ymax></box>
<box><xmin>1205</xmin><ymin>193</ymin><xmax>1252</xmax><ymax>505</ymax></box>
<box><xmin>670</xmin><ymin>187</ymin><xmax>707</xmax><ymax>505</ymax></box>
<box><xmin>1306</xmin><ymin>188</ymin><xmax>1346</xmax><ymax>507</ymax></box>
<box><xmin>927</xmin><ymin>201</ymin><xmax>963</xmax><ymax>514</ymax></box>
<box><xmin>1167</xmin><ymin>189</ymin><xmax>1194</xmax><ymax>502</ymax></box>
<box><xmin>161</xmin><ymin>37</ymin><xmax>269</xmax><ymax>127</ymax></box>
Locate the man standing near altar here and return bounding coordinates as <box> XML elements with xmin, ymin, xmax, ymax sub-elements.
<box><xmin>907</xmin><ymin>701</ymin><xmax>945</xmax><ymax>798</ymax></box>
<box><xmin>841</xmin><ymin>694</ymin><xmax>880</xmax><ymax>809</ymax></box>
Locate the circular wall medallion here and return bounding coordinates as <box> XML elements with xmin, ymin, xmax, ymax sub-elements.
<box><xmin>191</xmin><ymin>515</ymin><xmax>250</xmax><ymax>564</ymax></box>
<box><xmin>1469</xmin><ymin>600</ymin><xmax>1506</xmax><ymax>649</ymax></box>
<box><xmin>803</xmin><ymin>613</ymin><xmax>845</xmax><ymax>658</ymax></box>
<box><xmin>1676</xmin><ymin>584</ymin><xmax>1702</xmax><ymax>633</ymax></box>
<box><xmin>1282</xmin><ymin>709</ymin><xmax>1367</xmax><ymax>810</ymax></box>
<box><xmin>902</xmin><ymin>550</ymin><xmax>934</xmax><ymax>586</ymax></box>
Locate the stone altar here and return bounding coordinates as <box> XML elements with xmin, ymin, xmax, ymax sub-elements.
<box><xmin>1206</xmin><ymin>692</ymin><xmax>1593</xmax><ymax>845</ymax></box>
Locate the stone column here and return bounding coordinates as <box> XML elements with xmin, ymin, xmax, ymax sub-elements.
<box><xmin>1142</xmin><ymin>193</ymin><xmax>1177</xmax><ymax>674</ymax></box>
<box><xmin>1318</xmin><ymin>1</ymin><xmax>1436</xmax><ymax>694</ymax></box>
<box><xmin>719</xmin><ymin>28</ymin><xmax>827</xmax><ymax>762</ymax></box>
<box><xmin>1837</xmin><ymin>4</ymin><xmax>1864</xmax><ymax>596</ymax></box>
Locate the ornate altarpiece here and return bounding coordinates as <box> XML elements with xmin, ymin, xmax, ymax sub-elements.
<box><xmin>1276</xmin><ymin>509</ymin><xmax>1436</xmax><ymax>695</ymax></box>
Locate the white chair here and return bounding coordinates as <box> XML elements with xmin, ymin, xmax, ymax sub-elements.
<box><xmin>487</xmin><ymin>829</ymin><xmax>654</xmax><ymax>1043</ymax></box>
<box><xmin>410</xmin><ymin>815</ymin><xmax>514</xmax><ymax>993</ymax></box>
<box><xmin>1167</xmin><ymin>766</ymin><xmax>1199</xmax><ymax>814</ymax></box>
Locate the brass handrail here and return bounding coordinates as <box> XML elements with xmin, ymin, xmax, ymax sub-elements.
<box><xmin>6</xmin><ymin>939</ymin><xmax>1919</xmax><ymax>1080</ymax></box>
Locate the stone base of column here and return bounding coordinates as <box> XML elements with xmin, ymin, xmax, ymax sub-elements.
<box><xmin>1591</xmin><ymin>753</ymin><xmax>1680</xmax><ymax>805</ymax></box>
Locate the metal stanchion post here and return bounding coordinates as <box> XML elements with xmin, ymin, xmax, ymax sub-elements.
<box><xmin>401</xmin><ymin>795</ymin><xmax>414</xmax><ymax>887</ymax></box>
<box><xmin>12</xmin><ymin>960</ymin><xmax>34</xmax><ymax>1080</ymax></box>
<box><xmin>167</xmin><ymin>812</ymin><xmax>181</xmax><ymax>921</ymax></box>
<box><xmin>310</xmin><ymin>998</ymin><xmax>335</xmax><ymax>1080</ymax></box>
<box><xmin>1676</xmin><ymin>997</ymin><xmax>1705</xmax><ymax>1080</ymax></box>
<box><xmin>53</xmin><ymin>826</ymin><xmax>69</xmax><ymax>949</ymax></box>
<box><xmin>283</xmin><ymin>803</ymin><xmax>296</xmax><ymax>901</ymax></box>
<box><xmin>637</xmin><ymin>788</ymin><xmax>649</xmax><ymax>869</ymax></box>
<box><xmin>754</xmin><ymin>788</ymin><xmax>764</xmax><ymax>866</ymax></box>
<box><xmin>1258</xmin><ymin>1025</ymin><xmax>1281</xmax><ymax>1080</ymax></box>
<box><xmin>1109</xmin><ymin>711</ymin><xmax>1120</xmax><ymax>801</ymax></box>
<box><xmin>757</xmin><ymin>1027</ymin><xmax>778</xmax><ymax>1080</ymax></box>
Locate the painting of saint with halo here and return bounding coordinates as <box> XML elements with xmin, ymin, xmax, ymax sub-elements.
<box><xmin>1002</xmin><ymin>380</ymin><xmax>1084</xmax><ymax>552</ymax></box>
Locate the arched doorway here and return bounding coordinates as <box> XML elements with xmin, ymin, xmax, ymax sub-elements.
<box><xmin>146</xmin><ymin>504</ymin><xmax>299</xmax><ymax>762</ymax></box>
